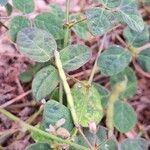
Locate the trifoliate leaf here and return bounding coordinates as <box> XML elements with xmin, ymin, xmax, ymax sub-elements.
<box><xmin>26</xmin><ymin>143</ymin><xmax>52</xmax><ymax>150</ymax></box>
<box><xmin>71</xmin><ymin>82</ymin><xmax>103</xmax><ymax>127</ymax></box>
<box><xmin>34</xmin><ymin>12</ymin><xmax>64</xmax><ymax>40</ymax></box>
<box><xmin>94</xmin><ymin>83</ymin><xmax>109</xmax><ymax>108</ymax></box>
<box><xmin>113</xmin><ymin>101</ymin><xmax>137</xmax><ymax>133</ymax></box>
<box><xmin>0</xmin><ymin>0</ymin><xmax>8</xmax><ymax>6</ymax></box>
<box><xmin>12</xmin><ymin>0</ymin><xmax>35</xmax><ymax>14</ymax></box>
<box><xmin>42</xmin><ymin>100</ymin><xmax>73</xmax><ymax>132</ymax></box>
<box><xmin>137</xmin><ymin>49</ymin><xmax>150</xmax><ymax>73</ymax></box>
<box><xmin>85</xmin><ymin>8</ymin><xmax>112</xmax><ymax>36</ymax></box>
<box><xmin>110</xmin><ymin>67</ymin><xmax>137</xmax><ymax>99</ymax></box>
<box><xmin>121</xmin><ymin>138</ymin><xmax>148</xmax><ymax>150</ymax></box>
<box><xmin>16</xmin><ymin>27</ymin><xmax>57</xmax><ymax>62</ymax></box>
<box><xmin>9</xmin><ymin>16</ymin><xmax>31</xmax><ymax>42</ymax></box>
<box><xmin>60</xmin><ymin>44</ymin><xmax>91</xmax><ymax>72</ymax></box>
<box><xmin>71</xmin><ymin>14</ymin><xmax>93</xmax><ymax>40</ymax></box>
<box><xmin>123</xmin><ymin>24</ymin><xmax>149</xmax><ymax>47</ymax></box>
<box><xmin>32</xmin><ymin>66</ymin><xmax>59</xmax><ymax>101</ymax></box>
<box><xmin>98</xmin><ymin>45</ymin><xmax>132</xmax><ymax>76</ymax></box>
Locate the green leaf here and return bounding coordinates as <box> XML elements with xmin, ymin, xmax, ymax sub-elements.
<box><xmin>0</xmin><ymin>0</ymin><xmax>8</xmax><ymax>6</ymax></box>
<box><xmin>5</xmin><ymin>3</ymin><xmax>13</xmax><ymax>16</ymax></box>
<box><xmin>12</xmin><ymin>0</ymin><xmax>35</xmax><ymax>14</ymax></box>
<box><xmin>71</xmin><ymin>126</ymin><xmax>107</xmax><ymax>149</ymax></box>
<box><xmin>16</xmin><ymin>27</ymin><xmax>57</xmax><ymax>62</ymax></box>
<box><xmin>100</xmin><ymin>138</ymin><xmax>118</xmax><ymax>150</ymax></box>
<box><xmin>94</xmin><ymin>83</ymin><xmax>109</xmax><ymax>108</ymax></box>
<box><xmin>115</xmin><ymin>0</ymin><xmax>144</xmax><ymax>32</ymax></box>
<box><xmin>113</xmin><ymin>101</ymin><xmax>137</xmax><ymax>133</ymax></box>
<box><xmin>71</xmin><ymin>14</ymin><xmax>93</xmax><ymax>40</ymax></box>
<box><xmin>71</xmin><ymin>82</ymin><xmax>103</xmax><ymax>127</ymax></box>
<box><xmin>121</xmin><ymin>138</ymin><xmax>148</xmax><ymax>150</ymax></box>
<box><xmin>26</xmin><ymin>143</ymin><xmax>52</xmax><ymax>150</ymax></box>
<box><xmin>98</xmin><ymin>45</ymin><xmax>132</xmax><ymax>76</ymax></box>
<box><xmin>42</xmin><ymin>100</ymin><xmax>73</xmax><ymax>132</ymax></box>
<box><xmin>20</xmin><ymin>70</ymin><xmax>33</xmax><ymax>83</ymax></box>
<box><xmin>34</xmin><ymin>12</ymin><xmax>64</xmax><ymax>40</ymax></box>
<box><xmin>31</xmin><ymin>124</ymin><xmax>51</xmax><ymax>143</ymax></box>
<box><xmin>123</xmin><ymin>24</ymin><xmax>149</xmax><ymax>47</ymax></box>
<box><xmin>137</xmin><ymin>49</ymin><xmax>150</xmax><ymax>73</ymax></box>
<box><xmin>60</xmin><ymin>44</ymin><xmax>91</xmax><ymax>72</ymax></box>
<box><xmin>85</xmin><ymin>8</ymin><xmax>112</xmax><ymax>36</ymax></box>
<box><xmin>32</xmin><ymin>66</ymin><xmax>59</xmax><ymax>101</ymax></box>
<box><xmin>97</xmin><ymin>0</ymin><xmax>121</xmax><ymax>8</ymax></box>
<box><xmin>9</xmin><ymin>16</ymin><xmax>31</xmax><ymax>42</ymax></box>
<box><xmin>144</xmin><ymin>0</ymin><xmax>150</xmax><ymax>6</ymax></box>
<box><xmin>49</xmin><ymin>4</ymin><xmax>65</xmax><ymax>20</ymax></box>
<box><xmin>110</xmin><ymin>67</ymin><xmax>137</xmax><ymax>99</ymax></box>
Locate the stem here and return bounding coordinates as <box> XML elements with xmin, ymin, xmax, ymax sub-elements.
<box><xmin>54</xmin><ymin>50</ymin><xmax>78</xmax><ymax>126</ymax></box>
<box><xmin>88</xmin><ymin>34</ymin><xmax>106</xmax><ymax>84</ymax></box>
<box><xmin>0</xmin><ymin>107</ymin><xmax>88</xmax><ymax>150</ymax></box>
<box><xmin>106</xmin><ymin>77</ymin><xmax>128</xmax><ymax>137</ymax></box>
<box><xmin>64</xmin><ymin>0</ymin><xmax>71</xmax><ymax>48</ymax></box>
<box><xmin>59</xmin><ymin>82</ymin><xmax>63</xmax><ymax>104</ymax></box>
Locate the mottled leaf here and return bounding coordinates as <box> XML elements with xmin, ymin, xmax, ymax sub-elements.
<box><xmin>114</xmin><ymin>101</ymin><xmax>137</xmax><ymax>133</ymax></box>
<box><xmin>123</xmin><ymin>24</ymin><xmax>149</xmax><ymax>47</ymax></box>
<box><xmin>12</xmin><ymin>0</ymin><xmax>35</xmax><ymax>14</ymax></box>
<box><xmin>26</xmin><ymin>143</ymin><xmax>51</xmax><ymax>150</ymax></box>
<box><xmin>9</xmin><ymin>16</ymin><xmax>31</xmax><ymax>42</ymax></box>
<box><xmin>32</xmin><ymin>66</ymin><xmax>59</xmax><ymax>101</ymax></box>
<box><xmin>34</xmin><ymin>12</ymin><xmax>64</xmax><ymax>40</ymax></box>
<box><xmin>60</xmin><ymin>44</ymin><xmax>91</xmax><ymax>72</ymax></box>
<box><xmin>71</xmin><ymin>82</ymin><xmax>103</xmax><ymax>127</ymax></box>
<box><xmin>98</xmin><ymin>45</ymin><xmax>132</xmax><ymax>76</ymax></box>
<box><xmin>94</xmin><ymin>83</ymin><xmax>109</xmax><ymax>108</ymax></box>
<box><xmin>110</xmin><ymin>67</ymin><xmax>137</xmax><ymax>99</ymax></box>
<box><xmin>137</xmin><ymin>49</ymin><xmax>150</xmax><ymax>73</ymax></box>
<box><xmin>85</xmin><ymin>8</ymin><xmax>112</xmax><ymax>36</ymax></box>
<box><xmin>121</xmin><ymin>138</ymin><xmax>148</xmax><ymax>150</ymax></box>
<box><xmin>17</xmin><ymin>27</ymin><xmax>57</xmax><ymax>62</ymax></box>
<box><xmin>42</xmin><ymin>100</ymin><xmax>73</xmax><ymax>132</ymax></box>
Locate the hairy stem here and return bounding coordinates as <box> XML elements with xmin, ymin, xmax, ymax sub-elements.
<box><xmin>54</xmin><ymin>50</ymin><xmax>78</xmax><ymax>126</ymax></box>
<box><xmin>106</xmin><ymin>77</ymin><xmax>128</xmax><ymax>137</ymax></box>
<box><xmin>0</xmin><ymin>107</ymin><xmax>88</xmax><ymax>150</ymax></box>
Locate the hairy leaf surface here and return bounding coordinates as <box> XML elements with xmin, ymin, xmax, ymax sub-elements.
<box><xmin>121</xmin><ymin>138</ymin><xmax>148</xmax><ymax>150</ymax></box>
<box><xmin>42</xmin><ymin>100</ymin><xmax>73</xmax><ymax>132</ymax></box>
<box><xmin>85</xmin><ymin>8</ymin><xmax>112</xmax><ymax>36</ymax></box>
<box><xmin>17</xmin><ymin>27</ymin><xmax>57</xmax><ymax>62</ymax></box>
<box><xmin>35</xmin><ymin>12</ymin><xmax>64</xmax><ymax>40</ymax></box>
<box><xmin>9</xmin><ymin>16</ymin><xmax>31</xmax><ymax>42</ymax></box>
<box><xmin>98</xmin><ymin>45</ymin><xmax>131</xmax><ymax>76</ymax></box>
<box><xmin>12</xmin><ymin>0</ymin><xmax>35</xmax><ymax>14</ymax></box>
<box><xmin>60</xmin><ymin>44</ymin><xmax>91</xmax><ymax>72</ymax></box>
<box><xmin>32</xmin><ymin>66</ymin><xmax>59</xmax><ymax>101</ymax></box>
<box><xmin>114</xmin><ymin>101</ymin><xmax>137</xmax><ymax>133</ymax></box>
<box><xmin>26</xmin><ymin>143</ymin><xmax>51</xmax><ymax>150</ymax></box>
<box><xmin>137</xmin><ymin>49</ymin><xmax>150</xmax><ymax>73</ymax></box>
